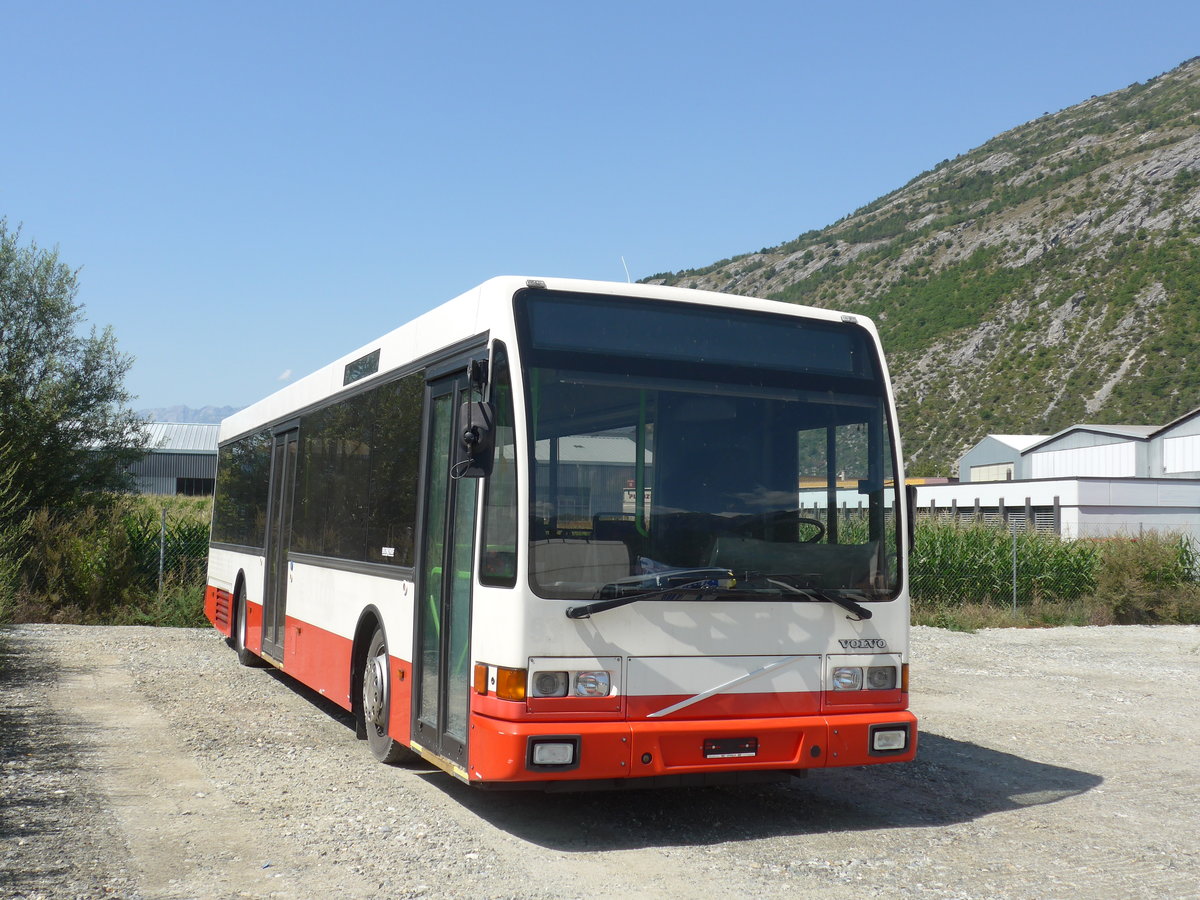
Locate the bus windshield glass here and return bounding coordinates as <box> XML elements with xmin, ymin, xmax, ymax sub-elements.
<box><xmin>516</xmin><ymin>290</ymin><xmax>901</xmax><ymax>603</ymax></box>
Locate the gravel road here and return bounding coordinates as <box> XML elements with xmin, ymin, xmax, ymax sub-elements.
<box><xmin>2</xmin><ymin>623</ymin><xmax>1198</xmax><ymax>900</ymax></box>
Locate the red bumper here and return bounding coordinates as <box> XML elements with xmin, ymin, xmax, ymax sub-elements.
<box><xmin>467</xmin><ymin>710</ymin><xmax>917</xmax><ymax>785</ymax></box>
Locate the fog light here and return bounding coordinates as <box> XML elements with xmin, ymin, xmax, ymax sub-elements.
<box><xmin>532</xmin><ymin>671</ymin><xmax>568</xmax><ymax>697</ymax></box>
<box><xmin>574</xmin><ymin>671</ymin><xmax>611</xmax><ymax>697</ymax></box>
<box><xmin>531</xmin><ymin>741</ymin><xmax>575</xmax><ymax>766</ymax></box>
<box><xmin>867</xmin><ymin>666</ymin><xmax>897</xmax><ymax>690</ymax></box>
<box><xmin>873</xmin><ymin>728</ymin><xmax>907</xmax><ymax>752</ymax></box>
<box><xmin>831</xmin><ymin>666</ymin><xmax>863</xmax><ymax>691</ymax></box>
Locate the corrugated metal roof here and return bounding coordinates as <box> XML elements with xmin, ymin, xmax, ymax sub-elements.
<box><xmin>1070</xmin><ymin>424</ymin><xmax>1158</xmax><ymax>438</ymax></box>
<box><xmin>145</xmin><ymin>422</ymin><xmax>219</xmax><ymax>454</ymax></box>
<box><xmin>989</xmin><ymin>434</ymin><xmax>1050</xmax><ymax>451</ymax></box>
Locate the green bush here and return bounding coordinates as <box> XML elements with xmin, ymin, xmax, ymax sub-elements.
<box><xmin>1</xmin><ymin>496</ymin><xmax>211</xmax><ymax>626</ymax></box>
<box><xmin>1091</xmin><ymin>533</ymin><xmax>1200</xmax><ymax>624</ymax></box>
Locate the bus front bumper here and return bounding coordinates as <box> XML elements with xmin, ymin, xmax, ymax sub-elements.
<box><xmin>467</xmin><ymin>711</ymin><xmax>917</xmax><ymax>785</ymax></box>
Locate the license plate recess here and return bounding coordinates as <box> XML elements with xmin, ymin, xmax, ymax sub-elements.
<box><xmin>703</xmin><ymin>737</ymin><xmax>758</xmax><ymax>759</ymax></box>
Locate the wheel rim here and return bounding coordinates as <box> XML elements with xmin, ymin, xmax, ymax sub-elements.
<box><xmin>364</xmin><ymin>650</ymin><xmax>388</xmax><ymax>736</ymax></box>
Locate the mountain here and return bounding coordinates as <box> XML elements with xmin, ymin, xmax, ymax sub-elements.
<box><xmin>644</xmin><ymin>57</ymin><xmax>1200</xmax><ymax>475</ymax></box>
<box><xmin>138</xmin><ymin>405</ymin><xmax>240</xmax><ymax>424</ymax></box>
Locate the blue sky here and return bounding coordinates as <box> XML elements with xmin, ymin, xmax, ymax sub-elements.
<box><xmin>3</xmin><ymin>1</ymin><xmax>1198</xmax><ymax>411</ymax></box>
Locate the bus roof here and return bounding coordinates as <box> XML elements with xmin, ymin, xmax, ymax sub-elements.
<box><xmin>219</xmin><ymin>276</ymin><xmax>878</xmax><ymax>444</ymax></box>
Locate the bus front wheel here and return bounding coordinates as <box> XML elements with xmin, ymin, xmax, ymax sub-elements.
<box><xmin>362</xmin><ymin>627</ymin><xmax>412</xmax><ymax>764</ymax></box>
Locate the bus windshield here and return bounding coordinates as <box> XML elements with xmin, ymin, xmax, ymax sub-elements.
<box><xmin>516</xmin><ymin>290</ymin><xmax>901</xmax><ymax>602</ymax></box>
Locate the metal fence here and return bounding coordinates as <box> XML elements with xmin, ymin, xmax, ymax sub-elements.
<box><xmin>5</xmin><ymin>505</ymin><xmax>211</xmax><ymax>603</ymax></box>
<box><xmin>8</xmin><ymin>503</ymin><xmax>1196</xmax><ymax>614</ymax></box>
<box><xmin>908</xmin><ymin>517</ymin><xmax>1200</xmax><ymax>609</ymax></box>
<box><xmin>146</xmin><ymin>506</ymin><xmax>211</xmax><ymax>594</ymax></box>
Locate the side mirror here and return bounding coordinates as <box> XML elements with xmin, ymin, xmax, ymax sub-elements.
<box><xmin>455</xmin><ymin>401</ymin><xmax>495</xmax><ymax>478</ymax></box>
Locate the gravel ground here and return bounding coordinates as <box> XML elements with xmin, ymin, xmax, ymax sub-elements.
<box><xmin>2</xmin><ymin>623</ymin><xmax>1198</xmax><ymax>900</ymax></box>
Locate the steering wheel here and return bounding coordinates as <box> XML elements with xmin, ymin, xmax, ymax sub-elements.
<box><xmin>731</xmin><ymin>509</ymin><xmax>826</xmax><ymax>543</ymax></box>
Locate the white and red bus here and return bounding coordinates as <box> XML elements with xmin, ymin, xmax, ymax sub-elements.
<box><xmin>205</xmin><ymin>276</ymin><xmax>917</xmax><ymax>788</ymax></box>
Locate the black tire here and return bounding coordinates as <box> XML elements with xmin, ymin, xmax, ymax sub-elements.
<box><xmin>233</xmin><ymin>588</ymin><xmax>265</xmax><ymax>668</ymax></box>
<box><xmin>362</xmin><ymin>626</ymin><xmax>412</xmax><ymax>763</ymax></box>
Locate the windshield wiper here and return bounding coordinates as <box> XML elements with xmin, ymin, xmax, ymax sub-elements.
<box><xmin>762</xmin><ymin>575</ymin><xmax>873</xmax><ymax>621</ymax></box>
<box><xmin>566</xmin><ymin>569</ymin><xmax>736</xmax><ymax>619</ymax></box>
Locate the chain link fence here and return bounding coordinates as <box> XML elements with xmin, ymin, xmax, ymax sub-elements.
<box><xmin>908</xmin><ymin>517</ymin><xmax>1200</xmax><ymax>612</ymax></box>
<box><xmin>1</xmin><ymin>502</ymin><xmax>211</xmax><ymax>624</ymax></box>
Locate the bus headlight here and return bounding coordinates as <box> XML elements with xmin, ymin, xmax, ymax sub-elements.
<box><xmin>831</xmin><ymin>666</ymin><xmax>863</xmax><ymax>691</ymax></box>
<box><xmin>866</xmin><ymin>666</ymin><xmax>897</xmax><ymax>690</ymax></box>
<box><xmin>527</xmin><ymin>657</ymin><xmax>621</xmax><ymax>701</ymax></box>
<box><xmin>532</xmin><ymin>671</ymin><xmax>569</xmax><ymax>697</ymax></box>
<box><xmin>574</xmin><ymin>671</ymin><xmax>611</xmax><ymax>697</ymax></box>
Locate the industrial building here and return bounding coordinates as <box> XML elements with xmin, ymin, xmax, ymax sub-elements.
<box><xmin>958</xmin><ymin>406</ymin><xmax>1200</xmax><ymax>482</ymax></box>
<box><xmin>127</xmin><ymin>423</ymin><xmax>218</xmax><ymax>495</ymax></box>
<box><xmin>915</xmin><ymin>405</ymin><xmax>1200</xmax><ymax>541</ymax></box>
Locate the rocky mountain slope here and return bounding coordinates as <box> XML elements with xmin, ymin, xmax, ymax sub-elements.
<box><xmin>645</xmin><ymin>57</ymin><xmax>1200</xmax><ymax>475</ymax></box>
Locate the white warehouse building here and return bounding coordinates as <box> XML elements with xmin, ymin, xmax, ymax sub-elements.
<box><xmin>914</xmin><ymin>405</ymin><xmax>1200</xmax><ymax>542</ymax></box>
<box><xmin>958</xmin><ymin>406</ymin><xmax>1200</xmax><ymax>483</ymax></box>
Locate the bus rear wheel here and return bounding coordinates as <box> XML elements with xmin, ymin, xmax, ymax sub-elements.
<box><xmin>362</xmin><ymin>627</ymin><xmax>412</xmax><ymax>764</ymax></box>
<box><xmin>233</xmin><ymin>588</ymin><xmax>264</xmax><ymax>668</ymax></box>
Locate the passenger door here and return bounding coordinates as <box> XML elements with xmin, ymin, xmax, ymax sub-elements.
<box><xmin>412</xmin><ymin>372</ymin><xmax>478</xmax><ymax>769</ymax></box>
<box><xmin>261</xmin><ymin>425</ymin><xmax>298</xmax><ymax>662</ymax></box>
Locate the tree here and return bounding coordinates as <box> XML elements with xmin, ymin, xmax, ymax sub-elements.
<box><xmin>0</xmin><ymin>219</ymin><xmax>147</xmax><ymax>511</ymax></box>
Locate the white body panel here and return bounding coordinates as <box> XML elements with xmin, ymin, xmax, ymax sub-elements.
<box><xmin>285</xmin><ymin>562</ymin><xmax>415</xmax><ymax>651</ymax></box>
<box><xmin>207</xmin><ymin>546</ymin><xmax>264</xmax><ymax>600</ymax></box>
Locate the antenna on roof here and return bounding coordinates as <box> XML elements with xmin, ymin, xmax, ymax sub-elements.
<box><xmin>620</xmin><ymin>256</ymin><xmax>631</xmax><ymax>283</ymax></box>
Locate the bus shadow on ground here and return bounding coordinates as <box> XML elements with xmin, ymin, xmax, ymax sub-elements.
<box><xmin>245</xmin><ymin>651</ymin><xmax>1102</xmax><ymax>849</ymax></box>
<box><xmin>428</xmin><ymin>731</ymin><xmax>1103</xmax><ymax>850</ymax></box>
<box><xmin>261</xmin><ymin>663</ymin><xmax>358</xmax><ymax>730</ymax></box>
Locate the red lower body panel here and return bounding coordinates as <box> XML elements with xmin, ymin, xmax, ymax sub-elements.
<box><xmin>204</xmin><ymin>586</ymin><xmax>233</xmax><ymax>637</ymax></box>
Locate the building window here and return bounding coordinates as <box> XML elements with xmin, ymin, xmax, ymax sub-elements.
<box><xmin>176</xmin><ymin>477</ymin><xmax>215</xmax><ymax>496</ymax></box>
<box><xmin>970</xmin><ymin>463</ymin><xmax>1014</xmax><ymax>482</ymax></box>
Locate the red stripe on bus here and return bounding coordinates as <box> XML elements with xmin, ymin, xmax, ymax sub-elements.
<box><xmin>471</xmin><ymin>689</ymin><xmax>905</xmax><ymax>722</ymax></box>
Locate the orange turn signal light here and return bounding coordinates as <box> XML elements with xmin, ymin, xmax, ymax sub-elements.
<box><xmin>495</xmin><ymin>666</ymin><xmax>527</xmax><ymax>701</ymax></box>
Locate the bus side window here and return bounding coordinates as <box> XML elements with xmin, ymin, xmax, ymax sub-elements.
<box><xmin>480</xmin><ymin>342</ymin><xmax>518</xmax><ymax>586</ymax></box>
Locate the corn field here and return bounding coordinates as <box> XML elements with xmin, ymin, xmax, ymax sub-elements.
<box><xmin>3</xmin><ymin>500</ymin><xmax>1199</xmax><ymax>626</ymax></box>
<box><xmin>910</xmin><ymin>521</ymin><xmax>1102</xmax><ymax>606</ymax></box>
<box><xmin>908</xmin><ymin>519</ymin><xmax>1200</xmax><ymax>624</ymax></box>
